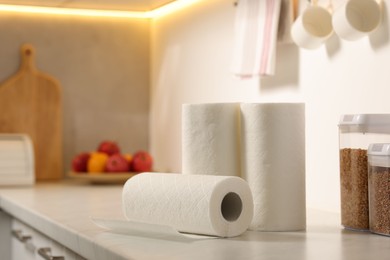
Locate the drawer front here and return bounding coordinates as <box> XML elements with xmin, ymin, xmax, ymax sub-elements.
<box><xmin>11</xmin><ymin>218</ymin><xmax>85</xmax><ymax>260</ymax></box>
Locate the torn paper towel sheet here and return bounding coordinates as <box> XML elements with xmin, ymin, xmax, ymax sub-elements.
<box><xmin>122</xmin><ymin>173</ymin><xmax>253</xmax><ymax>238</ymax></box>
<box><xmin>240</xmin><ymin>103</ymin><xmax>306</xmax><ymax>231</ymax></box>
<box><xmin>91</xmin><ymin>218</ymin><xmax>215</xmax><ymax>241</ymax></box>
<box><xmin>182</xmin><ymin>103</ymin><xmax>240</xmax><ymax>176</ymax></box>
<box><xmin>232</xmin><ymin>0</ymin><xmax>282</xmax><ymax>78</ymax></box>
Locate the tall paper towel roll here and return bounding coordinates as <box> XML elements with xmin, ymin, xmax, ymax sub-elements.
<box><xmin>122</xmin><ymin>173</ymin><xmax>253</xmax><ymax>237</ymax></box>
<box><xmin>182</xmin><ymin>103</ymin><xmax>240</xmax><ymax>176</ymax></box>
<box><xmin>240</xmin><ymin>103</ymin><xmax>306</xmax><ymax>231</ymax></box>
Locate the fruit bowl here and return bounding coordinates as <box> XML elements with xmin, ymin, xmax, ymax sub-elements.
<box><xmin>68</xmin><ymin>171</ymin><xmax>136</xmax><ymax>184</ymax></box>
<box><xmin>70</xmin><ymin>140</ymin><xmax>153</xmax><ymax>184</ymax></box>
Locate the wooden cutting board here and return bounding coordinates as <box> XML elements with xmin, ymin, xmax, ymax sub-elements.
<box><xmin>0</xmin><ymin>44</ymin><xmax>62</xmax><ymax>180</ymax></box>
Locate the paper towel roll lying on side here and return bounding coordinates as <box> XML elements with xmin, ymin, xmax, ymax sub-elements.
<box><xmin>240</xmin><ymin>103</ymin><xmax>306</xmax><ymax>231</ymax></box>
<box><xmin>182</xmin><ymin>103</ymin><xmax>240</xmax><ymax>176</ymax></box>
<box><xmin>122</xmin><ymin>173</ymin><xmax>253</xmax><ymax>237</ymax></box>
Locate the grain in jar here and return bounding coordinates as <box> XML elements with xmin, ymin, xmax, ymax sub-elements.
<box><xmin>339</xmin><ymin>114</ymin><xmax>390</xmax><ymax>231</ymax></box>
<box><xmin>367</xmin><ymin>143</ymin><xmax>390</xmax><ymax>237</ymax></box>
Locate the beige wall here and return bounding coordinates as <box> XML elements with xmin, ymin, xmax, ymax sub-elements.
<box><xmin>0</xmin><ymin>12</ymin><xmax>150</xmax><ymax>173</ymax></box>
<box><xmin>150</xmin><ymin>0</ymin><xmax>299</xmax><ymax>172</ymax></box>
<box><xmin>150</xmin><ymin>0</ymin><xmax>390</xmax><ymax>213</ymax></box>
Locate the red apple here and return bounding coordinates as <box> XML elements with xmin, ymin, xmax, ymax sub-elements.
<box><xmin>105</xmin><ymin>154</ymin><xmax>130</xmax><ymax>173</ymax></box>
<box><xmin>72</xmin><ymin>152</ymin><xmax>90</xmax><ymax>173</ymax></box>
<box><xmin>97</xmin><ymin>140</ymin><xmax>120</xmax><ymax>156</ymax></box>
<box><xmin>131</xmin><ymin>151</ymin><xmax>153</xmax><ymax>172</ymax></box>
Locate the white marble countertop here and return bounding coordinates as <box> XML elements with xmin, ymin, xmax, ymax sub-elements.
<box><xmin>1</xmin><ymin>179</ymin><xmax>389</xmax><ymax>260</ymax></box>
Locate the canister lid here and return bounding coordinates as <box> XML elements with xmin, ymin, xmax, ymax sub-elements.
<box><xmin>339</xmin><ymin>114</ymin><xmax>390</xmax><ymax>133</ymax></box>
<box><xmin>368</xmin><ymin>143</ymin><xmax>390</xmax><ymax>168</ymax></box>
<box><xmin>368</xmin><ymin>143</ymin><xmax>390</xmax><ymax>155</ymax></box>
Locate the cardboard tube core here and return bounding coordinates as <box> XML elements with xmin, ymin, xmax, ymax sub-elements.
<box><xmin>221</xmin><ymin>192</ymin><xmax>243</xmax><ymax>222</ymax></box>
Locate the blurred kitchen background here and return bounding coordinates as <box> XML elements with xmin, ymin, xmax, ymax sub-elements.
<box><xmin>0</xmin><ymin>0</ymin><xmax>388</xmax><ymax>214</ymax></box>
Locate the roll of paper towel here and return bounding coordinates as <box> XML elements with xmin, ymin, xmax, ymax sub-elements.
<box><xmin>182</xmin><ymin>103</ymin><xmax>240</xmax><ymax>176</ymax></box>
<box><xmin>240</xmin><ymin>103</ymin><xmax>306</xmax><ymax>231</ymax></box>
<box><xmin>122</xmin><ymin>173</ymin><xmax>253</xmax><ymax>237</ymax></box>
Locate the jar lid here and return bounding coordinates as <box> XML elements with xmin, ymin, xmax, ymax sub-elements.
<box><xmin>368</xmin><ymin>143</ymin><xmax>390</xmax><ymax>155</ymax></box>
<box><xmin>368</xmin><ymin>143</ymin><xmax>390</xmax><ymax>167</ymax></box>
<box><xmin>339</xmin><ymin>114</ymin><xmax>390</xmax><ymax>133</ymax></box>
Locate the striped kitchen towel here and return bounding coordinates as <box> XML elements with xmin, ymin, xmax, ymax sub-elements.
<box><xmin>231</xmin><ymin>0</ymin><xmax>282</xmax><ymax>78</ymax></box>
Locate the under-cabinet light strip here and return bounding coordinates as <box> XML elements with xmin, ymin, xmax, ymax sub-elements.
<box><xmin>0</xmin><ymin>0</ymin><xmax>201</xmax><ymax>18</ymax></box>
<box><xmin>149</xmin><ymin>0</ymin><xmax>200</xmax><ymax>18</ymax></box>
<box><xmin>0</xmin><ymin>4</ymin><xmax>147</xmax><ymax>18</ymax></box>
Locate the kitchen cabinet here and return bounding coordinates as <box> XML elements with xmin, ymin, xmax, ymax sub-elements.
<box><xmin>0</xmin><ymin>0</ymin><xmax>176</xmax><ymax>11</ymax></box>
<box><xmin>0</xmin><ymin>210</ymin><xmax>11</xmax><ymax>260</ymax></box>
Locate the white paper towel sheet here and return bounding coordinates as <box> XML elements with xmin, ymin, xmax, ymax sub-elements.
<box><xmin>91</xmin><ymin>218</ymin><xmax>214</xmax><ymax>241</ymax></box>
<box><xmin>240</xmin><ymin>103</ymin><xmax>306</xmax><ymax>231</ymax></box>
<box><xmin>122</xmin><ymin>173</ymin><xmax>253</xmax><ymax>237</ymax></box>
<box><xmin>182</xmin><ymin>103</ymin><xmax>240</xmax><ymax>176</ymax></box>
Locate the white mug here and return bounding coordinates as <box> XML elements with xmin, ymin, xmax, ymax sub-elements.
<box><xmin>291</xmin><ymin>5</ymin><xmax>334</xmax><ymax>49</ymax></box>
<box><xmin>332</xmin><ymin>0</ymin><xmax>382</xmax><ymax>41</ymax></box>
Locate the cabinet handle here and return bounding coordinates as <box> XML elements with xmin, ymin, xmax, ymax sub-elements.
<box><xmin>38</xmin><ymin>247</ymin><xmax>65</xmax><ymax>260</ymax></box>
<box><xmin>11</xmin><ymin>229</ymin><xmax>32</xmax><ymax>243</ymax></box>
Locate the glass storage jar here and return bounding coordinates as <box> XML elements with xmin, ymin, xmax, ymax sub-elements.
<box><xmin>339</xmin><ymin>114</ymin><xmax>390</xmax><ymax>231</ymax></box>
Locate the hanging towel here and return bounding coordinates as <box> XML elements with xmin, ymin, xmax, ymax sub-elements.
<box><xmin>231</xmin><ymin>0</ymin><xmax>282</xmax><ymax>78</ymax></box>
